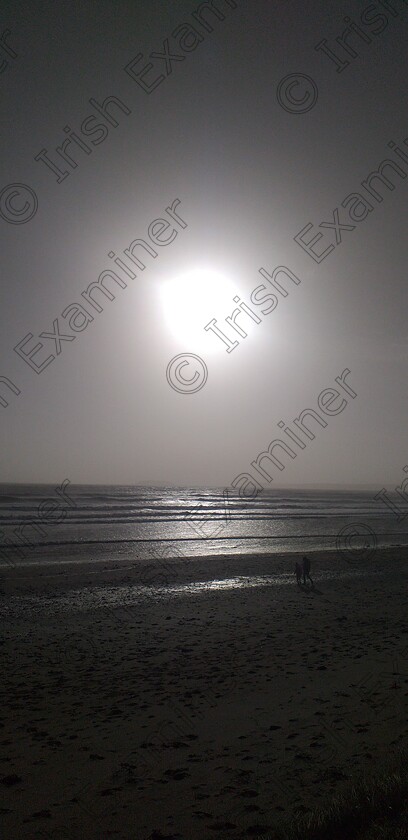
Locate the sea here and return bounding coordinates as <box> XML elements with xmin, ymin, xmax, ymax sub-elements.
<box><xmin>1</xmin><ymin>484</ymin><xmax>407</xmax><ymax>570</ymax></box>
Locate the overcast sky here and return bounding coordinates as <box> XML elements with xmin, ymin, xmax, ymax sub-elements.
<box><xmin>1</xmin><ymin>0</ymin><xmax>407</xmax><ymax>487</ymax></box>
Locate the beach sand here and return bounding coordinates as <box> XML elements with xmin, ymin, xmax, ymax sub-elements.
<box><xmin>1</xmin><ymin>548</ymin><xmax>408</xmax><ymax>839</ymax></box>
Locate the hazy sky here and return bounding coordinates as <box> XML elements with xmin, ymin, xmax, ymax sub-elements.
<box><xmin>1</xmin><ymin>0</ymin><xmax>407</xmax><ymax>488</ymax></box>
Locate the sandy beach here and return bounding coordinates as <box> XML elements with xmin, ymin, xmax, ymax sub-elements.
<box><xmin>1</xmin><ymin>548</ymin><xmax>408</xmax><ymax>839</ymax></box>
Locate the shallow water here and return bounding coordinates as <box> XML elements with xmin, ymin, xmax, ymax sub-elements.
<box><xmin>1</xmin><ymin>566</ymin><xmax>384</xmax><ymax>621</ymax></box>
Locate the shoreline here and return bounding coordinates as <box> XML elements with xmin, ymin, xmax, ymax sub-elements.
<box><xmin>0</xmin><ymin>545</ymin><xmax>404</xmax><ymax>596</ymax></box>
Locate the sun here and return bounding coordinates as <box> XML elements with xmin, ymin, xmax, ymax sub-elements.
<box><xmin>159</xmin><ymin>267</ymin><xmax>239</xmax><ymax>354</ymax></box>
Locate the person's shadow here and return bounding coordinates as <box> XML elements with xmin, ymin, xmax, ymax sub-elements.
<box><xmin>300</xmin><ymin>581</ymin><xmax>322</xmax><ymax>595</ymax></box>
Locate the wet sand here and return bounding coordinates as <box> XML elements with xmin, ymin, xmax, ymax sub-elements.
<box><xmin>1</xmin><ymin>548</ymin><xmax>408</xmax><ymax>839</ymax></box>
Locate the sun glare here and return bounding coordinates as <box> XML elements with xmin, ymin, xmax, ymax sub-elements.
<box><xmin>160</xmin><ymin>267</ymin><xmax>240</xmax><ymax>354</ymax></box>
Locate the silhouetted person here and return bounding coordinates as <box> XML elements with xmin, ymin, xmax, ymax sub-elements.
<box><xmin>295</xmin><ymin>561</ymin><xmax>302</xmax><ymax>586</ymax></box>
<box><xmin>302</xmin><ymin>555</ymin><xmax>313</xmax><ymax>587</ymax></box>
